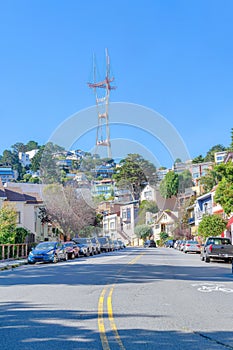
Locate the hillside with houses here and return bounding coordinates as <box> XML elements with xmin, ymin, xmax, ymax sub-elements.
<box><xmin>0</xmin><ymin>133</ymin><xmax>233</xmax><ymax>247</ymax></box>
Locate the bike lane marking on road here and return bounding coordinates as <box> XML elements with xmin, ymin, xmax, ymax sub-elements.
<box><xmin>97</xmin><ymin>252</ymin><xmax>145</xmax><ymax>350</ymax></box>
<box><xmin>192</xmin><ymin>282</ymin><xmax>233</xmax><ymax>293</ymax></box>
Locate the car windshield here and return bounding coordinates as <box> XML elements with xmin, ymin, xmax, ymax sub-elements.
<box><xmin>64</xmin><ymin>242</ymin><xmax>73</xmax><ymax>247</ymax></box>
<box><xmin>36</xmin><ymin>242</ymin><xmax>56</xmax><ymax>250</ymax></box>
<box><xmin>98</xmin><ymin>238</ymin><xmax>107</xmax><ymax>243</ymax></box>
<box><xmin>75</xmin><ymin>238</ymin><xmax>87</xmax><ymax>244</ymax></box>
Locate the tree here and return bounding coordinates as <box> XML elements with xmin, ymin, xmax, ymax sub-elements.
<box><xmin>15</xmin><ymin>227</ymin><xmax>29</xmax><ymax>243</ymax></box>
<box><xmin>135</xmin><ymin>224</ymin><xmax>153</xmax><ymax>240</ymax></box>
<box><xmin>114</xmin><ymin>154</ymin><xmax>157</xmax><ymax>200</ymax></box>
<box><xmin>1</xmin><ymin>149</ymin><xmax>23</xmax><ymax>180</ymax></box>
<box><xmin>204</xmin><ymin>144</ymin><xmax>226</xmax><ymax>162</ymax></box>
<box><xmin>160</xmin><ymin>231</ymin><xmax>169</xmax><ymax>243</ymax></box>
<box><xmin>40</xmin><ymin>142</ymin><xmax>65</xmax><ymax>184</ymax></box>
<box><xmin>228</xmin><ymin>127</ymin><xmax>233</xmax><ymax>152</ymax></box>
<box><xmin>198</xmin><ymin>214</ymin><xmax>227</xmax><ymax>239</ymax></box>
<box><xmin>0</xmin><ymin>205</ymin><xmax>17</xmax><ymax>244</ymax></box>
<box><xmin>178</xmin><ymin>170</ymin><xmax>193</xmax><ymax>191</ymax></box>
<box><xmin>192</xmin><ymin>155</ymin><xmax>204</xmax><ymax>164</ymax></box>
<box><xmin>200</xmin><ymin>161</ymin><xmax>233</xmax><ymax>194</ymax></box>
<box><xmin>26</xmin><ymin>140</ymin><xmax>39</xmax><ymax>151</ymax></box>
<box><xmin>30</xmin><ymin>145</ymin><xmax>45</xmax><ymax>172</ymax></box>
<box><xmin>43</xmin><ymin>184</ymin><xmax>96</xmax><ymax>240</ymax></box>
<box><xmin>174</xmin><ymin>158</ymin><xmax>182</xmax><ymax>164</ymax></box>
<box><xmin>207</xmin><ymin>162</ymin><xmax>233</xmax><ymax>215</ymax></box>
<box><xmin>159</xmin><ymin>171</ymin><xmax>179</xmax><ymax>198</ymax></box>
<box><xmin>11</xmin><ymin>142</ymin><xmax>27</xmax><ymax>154</ymax></box>
<box><xmin>137</xmin><ymin>200</ymin><xmax>158</xmax><ymax>225</ymax></box>
<box><xmin>214</xmin><ymin>178</ymin><xmax>233</xmax><ymax>215</ymax></box>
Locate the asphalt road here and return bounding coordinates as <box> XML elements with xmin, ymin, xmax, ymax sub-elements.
<box><xmin>0</xmin><ymin>247</ymin><xmax>233</xmax><ymax>350</ymax></box>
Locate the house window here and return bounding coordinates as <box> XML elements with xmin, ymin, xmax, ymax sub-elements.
<box><xmin>110</xmin><ymin>222</ymin><xmax>115</xmax><ymax>229</ymax></box>
<box><xmin>16</xmin><ymin>212</ymin><xmax>21</xmax><ymax>224</ymax></box>
<box><xmin>122</xmin><ymin>211</ymin><xmax>127</xmax><ymax>219</ymax></box>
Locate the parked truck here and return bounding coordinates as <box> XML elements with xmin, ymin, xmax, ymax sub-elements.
<box><xmin>200</xmin><ymin>236</ymin><xmax>233</xmax><ymax>263</ymax></box>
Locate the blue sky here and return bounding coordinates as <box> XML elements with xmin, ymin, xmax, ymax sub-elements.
<box><xmin>0</xmin><ymin>0</ymin><xmax>233</xmax><ymax>168</ymax></box>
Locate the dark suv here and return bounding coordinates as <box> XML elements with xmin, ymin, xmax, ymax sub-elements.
<box><xmin>144</xmin><ymin>239</ymin><xmax>157</xmax><ymax>248</ymax></box>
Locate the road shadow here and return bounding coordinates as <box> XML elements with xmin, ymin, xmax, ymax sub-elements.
<box><xmin>0</xmin><ymin>247</ymin><xmax>233</xmax><ymax>287</ymax></box>
<box><xmin>0</xmin><ymin>301</ymin><xmax>232</xmax><ymax>349</ymax></box>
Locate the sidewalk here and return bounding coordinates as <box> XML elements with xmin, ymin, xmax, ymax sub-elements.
<box><xmin>0</xmin><ymin>258</ymin><xmax>28</xmax><ymax>271</ymax></box>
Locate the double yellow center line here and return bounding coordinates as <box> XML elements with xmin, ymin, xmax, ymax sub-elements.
<box><xmin>98</xmin><ymin>252</ymin><xmax>145</xmax><ymax>350</ymax></box>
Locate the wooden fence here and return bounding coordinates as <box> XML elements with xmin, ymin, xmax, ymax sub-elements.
<box><xmin>0</xmin><ymin>244</ymin><xmax>28</xmax><ymax>261</ymax></box>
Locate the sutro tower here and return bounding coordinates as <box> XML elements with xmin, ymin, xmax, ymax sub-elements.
<box><xmin>88</xmin><ymin>49</ymin><xmax>116</xmax><ymax>158</ymax></box>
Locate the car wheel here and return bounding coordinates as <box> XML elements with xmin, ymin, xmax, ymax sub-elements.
<box><xmin>204</xmin><ymin>255</ymin><xmax>210</xmax><ymax>263</ymax></box>
<box><xmin>53</xmin><ymin>255</ymin><xmax>58</xmax><ymax>263</ymax></box>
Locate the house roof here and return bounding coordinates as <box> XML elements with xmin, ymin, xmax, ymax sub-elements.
<box><xmin>2</xmin><ymin>183</ymin><xmax>43</xmax><ymax>203</ymax></box>
<box><xmin>156</xmin><ymin>210</ymin><xmax>178</xmax><ymax>224</ymax></box>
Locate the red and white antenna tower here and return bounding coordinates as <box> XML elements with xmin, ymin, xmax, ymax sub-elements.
<box><xmin>88</xmin><ymin>49</ymin><xmax>116</xmax><ymax>158</ymax></box>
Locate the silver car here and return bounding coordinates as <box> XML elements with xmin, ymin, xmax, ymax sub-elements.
<box><xmin>183</xmin><ymin>240</ymin><xmax>201</xmax><ymax>254</ymax></box>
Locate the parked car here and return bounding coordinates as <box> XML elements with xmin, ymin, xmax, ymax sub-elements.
<box><xmin>179</xmin><ymin>240</ymin><xmax>186</xmax><ymax>251</ymax></box>
<box><xmin>200</xmin><ymin>237</ymin><xmax>233</xmax><ymax>263</ymax></box>
<box><xmin>144</xmin><ymin>239</ymin><xmax>157</xmax><ymax>248</ymax></box>
<box><xmin>98</xmin><ymin>237</ymin><xmax>111</xmax><ymax>252</ymax></box>
<box><xmin>72</xmin><ymin>238</ymin><xmax>92</xmax><ymax>257</ymax></box>
<box><xmin>113</xmin><ymin>240</ymin><xmax>121</xmax><ymax>250</ymax></box>
<box><xmin>118</xmin><ymin>240</ymin><xmax>126</xmax><ymax>249</ymax></box>
<box><xmin>28</xmin><ymin>241</ymin><xmax>68</xmax><ymax>264</ymax></box>
<box><xmin>91</xmin><ymin>237</ymin><xmax>101</xmax><ymax>254</ymax></box>
<box><xmin>62</xmin><ymin>241</ymin><xmax>80</xmax><ymax>259</ymax></box>
<box><xmin>183</xmin><ymin>240</ymin><xmax>201</xmax><ymax>254</ymax></box>
<box><xmin>108</xmin><ymin>238</ymin><xmax>115</xmax><ymax>251</ymax></box>
<box><xmin>165</xmin><ymin>239</ymin><xmax>176</xmax><ymax>248</ymax></box>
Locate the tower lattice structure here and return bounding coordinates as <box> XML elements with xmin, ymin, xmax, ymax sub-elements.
<box><xmin>88</xmin><ymin>49</ymin><xmax>116</xmax><ymax>158</ymax></box>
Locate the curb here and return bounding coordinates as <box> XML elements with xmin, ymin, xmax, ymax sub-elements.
<box><xmin>0</xmin><ymin>260</ymin><xmax>28</xmax><ymax>271</ymax></box>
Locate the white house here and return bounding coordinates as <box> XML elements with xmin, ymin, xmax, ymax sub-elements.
<box><xmin>19</xmin><ymin>149</ymin><xmax>39</xmax><ymax>167</ymax></box>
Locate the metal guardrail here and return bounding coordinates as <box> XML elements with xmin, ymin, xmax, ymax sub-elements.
<box><xmin>0</xmin><ymin>244</ymin><xmax>28</xmax><ymax>261</ymax></box>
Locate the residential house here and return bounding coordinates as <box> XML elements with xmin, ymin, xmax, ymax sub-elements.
<box><xmin>194</xmin><ymin>192</ymin><xmax>213</xmax><ymax>227</ymax></box>
<box><xmin>19</xmin><ymin>149</ymin><xmax>39</xmax><ymax>167</ymax></box>
<box><xmin>214</xmin><ymin>151</ymin><xmax>228</xmax><ymax>164</ymax></box>
<box><xmin>99</xmin><ymin>200</ymin><xmax>139</xmax><ymax>244</ymax></box>
<box><xmin>156</xmin><ymin>168</ymin><xmax>170</xmax><ymax>182</ymax></box>
<box><xmin>173</xmin><ymin>160</ymin><xmax>213</xmax><ymax>186</ymax></box>
<box><xmin>0</xmin><ymin>182</ymin><xmax>55</xmax><ymax>243</ymax></box>
<box><xmin>153</xmin><ymin>210</ymin><xmax>179</xmax><ymax>241</ymax></box>
<box><xmin>140</xmin><ymin>184</ymin><xmax>178</xmax><ymax>212</ymax></box>
<box><xmin>103</xmin><ymin>213</ymin><xmax>119</xmax><ymax>240</ymax></box>
<box><xmin>0</xmin><ymin>167</ymin><xmax>16</xmax><ymax>184</ymax></box>
<box><xmin>224</xmin><ymin>152</ymin><xmax>233</xmax><ymax>163</ymax></box>
<box><xmin>91</xmin><ymin>179</ymin><xmax>115</xmax><ymax>198</ymax></box>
